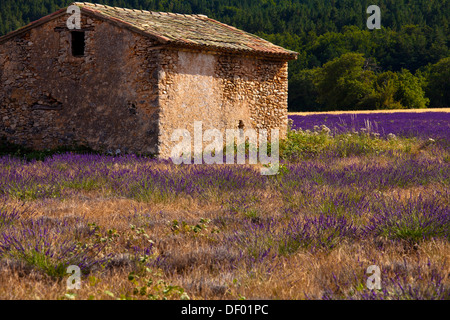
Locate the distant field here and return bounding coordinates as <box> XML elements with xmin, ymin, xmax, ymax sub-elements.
<box><xmin>288</xmin><ymin>110</ymin><xmax>450</xmax><ymax>141</ymax></box>
<box><xmin>290</xmin><ymin>108</ymin><xmax>450</xmax><ymax>115</ymax></box>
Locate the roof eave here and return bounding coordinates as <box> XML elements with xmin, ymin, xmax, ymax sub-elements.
<box><xmin>0</xmin><ymin>4</ymin><xmax>171</xmax><ymax>45</ymax></box>
<box><xmin>166</xmin><ymin>42</ymin><xmax>298</xmax><ymax>60</ymax></box>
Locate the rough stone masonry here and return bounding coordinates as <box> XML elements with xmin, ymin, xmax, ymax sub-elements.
<box><xmin>0</xmin><ymin>2</ymin><xmax>298</xmax><ymax>157</ymax></box>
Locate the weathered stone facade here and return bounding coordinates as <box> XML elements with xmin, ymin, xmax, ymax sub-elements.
<box><xmin>0</xmin><ymin>14</ymin><xmax>161</xmax><ymax>154</ymax></box>
<box><xmin>0</xmin><ymin>3</ymin><xmax>296</xmax><ymax>157</ymax></box>
<box><xmin>157</xmin><ymin>49</ymin><xmax>289</xmax><ymax>157</ymax></box>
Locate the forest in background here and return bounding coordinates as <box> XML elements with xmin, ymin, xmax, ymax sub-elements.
<box><xmin>1</xmin><ymin>0</ymin><xmax>449</xmax><ymax>110</ymax></box>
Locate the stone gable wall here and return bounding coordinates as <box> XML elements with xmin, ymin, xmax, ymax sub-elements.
<box><xmin>0</xmin><ymin>14</ymin><xmax>161</xmax><ymax>154</ymax></box>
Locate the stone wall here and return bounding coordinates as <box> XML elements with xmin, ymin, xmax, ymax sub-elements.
<box><xmin>0</xmin><ymin>12</ymin><xmax>289</xmax><ymax>158</ymax></box>
<box><xmin>0</xmin><ymin>13</ymin><xmax>161</xmax><ymax>154</ymax></box>
<box><xmin>157</xmin><ymin>49</ymin><xmax>289</xmax><ymax>158</ymax></box>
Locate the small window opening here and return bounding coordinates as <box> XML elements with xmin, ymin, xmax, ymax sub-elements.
<box><xmin>71</xmin><ymin>31</ymin><xmax>85</xmax><ymax>57</ymax></box>
<box><xmin>238</xmin><ymin>120</ymin><xmax>245</xmax><ymax>137</ymax></box>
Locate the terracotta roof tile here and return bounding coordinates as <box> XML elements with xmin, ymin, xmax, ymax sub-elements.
<box><xmin>73</xmin><ymin>2</ymin><xmax>297</xmax><ymax>59</ymax></box>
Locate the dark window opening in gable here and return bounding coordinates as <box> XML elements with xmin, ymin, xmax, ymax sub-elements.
<box><xmin>71</xmin><ymin>31</ymin><xmax>85</xmax><ymax>57</ymax></box>
<box><xmin>238</xmin><ymin>120</ymin><xmax>245</xmax><ymax>137</ymax></box>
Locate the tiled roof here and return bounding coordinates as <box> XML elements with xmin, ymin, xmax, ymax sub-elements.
<box><xmin>0</xmin><ymin>2</ymin><xmax>298</xmax><ymax>60</ymax></box>
<box><xmin>75</xmin><ymin>2</ymin><xmax>298</xmax><ymax>59</ymax></box>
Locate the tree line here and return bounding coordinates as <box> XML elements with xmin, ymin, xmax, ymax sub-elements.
<box><xmin>1</xmin><ymin>0</ymin><xmax>448</xmax><ymax>110</ymax></box>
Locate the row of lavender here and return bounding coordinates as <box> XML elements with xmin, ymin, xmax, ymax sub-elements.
<box><xmin>289</xmin><ymin>112</ymin><xmax>450</xmax><ymax>140</ymax></box>
<box><xmin>0</xmin><ymin>154</ymin><xmax>447</xmax><ymax>201</ymax></box>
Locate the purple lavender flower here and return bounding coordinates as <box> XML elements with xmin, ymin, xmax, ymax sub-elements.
<box><xmin>289</xmin><ymin>112</ymin><xmax>450</xmax><ymax>141</ymax></box>
<box><xmin>0</xmin><ymin>217</ymin><xmax>108</xmax><ymax>277</ymax></box>
<box><xmin>364</xmin><ymin>194</ymin><xmax>450</xmax><ymax>242</ymax></box>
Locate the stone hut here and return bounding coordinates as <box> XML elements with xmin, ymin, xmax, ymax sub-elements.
<box><xmin>0</xmin><ymin>2</ymin><xmax>298</xmax><ymax>157</ymax></box>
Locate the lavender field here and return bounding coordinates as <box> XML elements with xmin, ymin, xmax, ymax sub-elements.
<box><xmin>289</xmin><ymin>112</ymin><xmax>450</xmax><ymax>141</ymax></box>
<box><xmin>0</xmin><ymin>111</ymin><xmax>448</xmax><ymax>300</ymax></box>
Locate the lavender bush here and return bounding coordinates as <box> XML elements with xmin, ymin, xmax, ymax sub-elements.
<box><xmin>0</xmin><ymin>216</ymin><xmax>108</xmax><ymax>277</ymax></box>
<box><xmin>365</xmin><ymin>195</ymin><xmax>450</xmax><ymax>242</ymax></box>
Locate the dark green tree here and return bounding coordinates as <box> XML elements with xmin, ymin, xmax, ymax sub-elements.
<box><xmin>423</xmin><ymin>57</ymin><xmax>450</xmax><ymax>108</ymax></box>
<box><xmin>313</xmin><ymin>53</ymin><xmax>376</xmax><ymax>110</ymax></box>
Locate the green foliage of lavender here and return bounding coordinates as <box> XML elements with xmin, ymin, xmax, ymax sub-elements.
<box><xmin>318</xmin><ymin>261</ymin><xmax>450</xmax><ymax>300</ymax></box>
<box><xmin>0</xmin><ymin>215</ymin><xmax>108</xmax><ymax>277</ymax></box>
<box><xmin>365</xmin><ymin>195</ymin><xmax>450</xmax><ymax>243</ymax></box>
